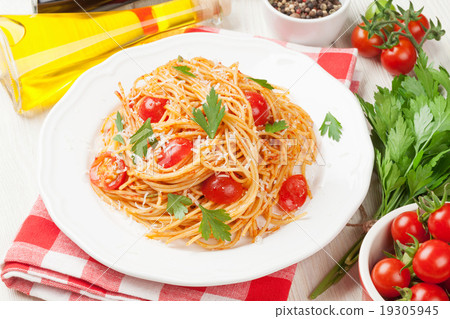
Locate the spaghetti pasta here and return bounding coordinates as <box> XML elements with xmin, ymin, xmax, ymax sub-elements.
<box><xmin>90</xmin><ymin>56</ymin><xmax>317</xmax><ymax>249</ymax></box>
